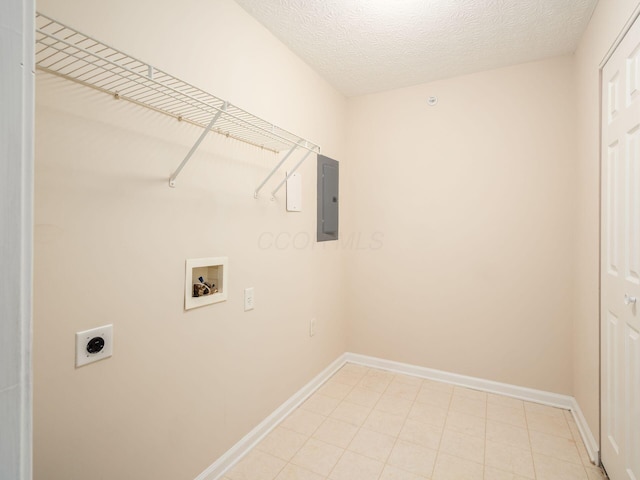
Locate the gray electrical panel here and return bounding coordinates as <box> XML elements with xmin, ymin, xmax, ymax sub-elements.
<box><xmin>317</xmin><ymin>155</ymin><xmax>339</xmax><ymax>242</ymax></box>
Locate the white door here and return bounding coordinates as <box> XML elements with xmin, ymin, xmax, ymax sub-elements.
<box><xmin>601</xmin><ymin>13</ymin><xmax>640</xmax><ymax>480</ymax></box>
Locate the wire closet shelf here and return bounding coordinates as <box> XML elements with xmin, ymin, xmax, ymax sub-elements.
<box><xmin>35</xmin><ymin>12</ymin><xmax>320</xmax><ymax>193</ymax></box>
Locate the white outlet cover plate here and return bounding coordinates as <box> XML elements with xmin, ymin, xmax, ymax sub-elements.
<box><xmin>76</xmin><ymin>324</ymin><xmax>113</xmax><ymax>367</ymax></box>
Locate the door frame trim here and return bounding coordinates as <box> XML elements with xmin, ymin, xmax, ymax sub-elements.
<box><xmin>599</xmin><ymin>4</ymin><xmax>640</xmax><ymax>69</ymax></box>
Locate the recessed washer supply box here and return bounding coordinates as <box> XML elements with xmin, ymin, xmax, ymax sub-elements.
<box><xmin>185</xmin><ymin>257</ymin><xmax>228</xmax><ymax>310</ymax></box>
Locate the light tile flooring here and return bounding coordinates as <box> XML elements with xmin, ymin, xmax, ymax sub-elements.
<box><xmin>224</xmin><ymin>364</ymin><xmax>606</xmax><ymax>480</ymax></box>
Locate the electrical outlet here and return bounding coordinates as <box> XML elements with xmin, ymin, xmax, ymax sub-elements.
<box><xmin>309</xmin><ymin>318</ymin><xmax>316</xmax><ymax>337</ymax></box>
<box><xmin>244</xmin><ymin>287</ymin><xmax>254</xmax><ymax>311</ymax></box>
<box><xmin>76</xmin><ymin>324</ymin><xmax>113</xmax><ymax>367</ymax></box>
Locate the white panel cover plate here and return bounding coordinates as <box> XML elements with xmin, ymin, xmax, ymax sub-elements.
<box><xmin>286</xmin><ymin>172</ymin><xmax>302</xmax><ymax>212</ymax></box>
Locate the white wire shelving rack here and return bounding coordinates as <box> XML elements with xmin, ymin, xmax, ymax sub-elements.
<box><xmin>35</xmin><ymin>12</ymin><xmax>320</xmax><ymax>196</ymax></box>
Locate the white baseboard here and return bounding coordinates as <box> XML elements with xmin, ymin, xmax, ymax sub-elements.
<box><xmin>194</xmin><ymin>352</ymin><xmax>600</xmax><ymax>479</ymax></box>
<box><xmin>194</xmin><ymin>354</ymin><xmax>347</xmax><ymax>480</ymax></box>
<box><xmin>570</xmin><ymin>398</ymin><xmax>600</xmax><ymax>465</ymax></box>
<box><xmin>345</xmin><ymin>353</ymin><xmax>575</xmax><ymax>409</ymax></box>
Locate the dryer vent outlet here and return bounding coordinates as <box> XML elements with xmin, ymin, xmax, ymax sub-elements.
<box><xmin>76</xmin><ymin>324</ymin><xmax>113</xmax><ymax>367</ymax></box>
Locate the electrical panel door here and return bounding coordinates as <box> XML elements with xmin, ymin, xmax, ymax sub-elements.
<box><xmin>317</xmin><ymin>155</ymin><xmax>339</xmax><ymax>242</ymax></box>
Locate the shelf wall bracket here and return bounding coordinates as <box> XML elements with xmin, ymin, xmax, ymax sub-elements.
<box><xmin>270</xmin><ymin>148</ymin><xmax>315</xmax><ymax>199</ymax></box>
<box><xmin>169</xmin><ymin>102</ymin><xmax>227</xmax><ymax>188</ymax></box>
<box><xmin>254</xmin><ymin>141</ymin><xmax>303</xmax><ymax>198</ymax></box>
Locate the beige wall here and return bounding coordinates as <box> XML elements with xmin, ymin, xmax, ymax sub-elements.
<box><xmin>34</xmin><ymin>0</ymin><xmax>640</xmax><ymax>477</ymax></box>
<box><xmin>345</xmin><ymin>56</ymin><xmax>577</xmax><ymax>395</ymax></box>
<box><xmin>33</xmin><ymin>0</ymin><xmax>347</xmax><ymax>479</ymax></box>
<box><xmin>573</xmin><ymin>0</ymin><xmax>640</xmax><ymax>444</ymax></box>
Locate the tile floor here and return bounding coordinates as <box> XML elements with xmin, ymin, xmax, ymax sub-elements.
<box><xmin>224</xmin><ymin>364</ymin><xmax>606</xmax><ymax>480</ymax></box>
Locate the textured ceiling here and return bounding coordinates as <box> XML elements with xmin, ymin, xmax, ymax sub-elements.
<box><xmin>234</xmin><ymin>0</ymin><xmax>598</xmax><ymax>97</ymax></box>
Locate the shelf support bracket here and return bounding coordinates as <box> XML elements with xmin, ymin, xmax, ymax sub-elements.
<box><xmin>254</xmin><ymin>140</ymin><xmax>303</xmax><ymax>198</ymax></box>
<box><xmin>270</xmin><ymin>149</ymin><xmax>315</xmax><ymax>198</ymax></box>
<box><xmin>169</xmin><ymin>102</ymin><xmax>227</xmax><ymax>188</ymax></box>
